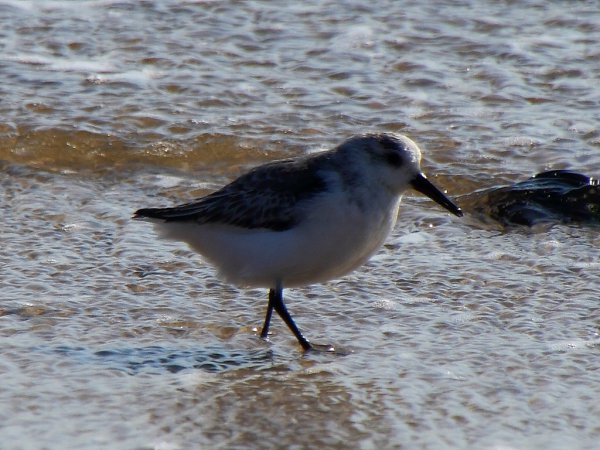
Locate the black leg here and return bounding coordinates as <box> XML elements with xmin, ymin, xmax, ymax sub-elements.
<box><xmin>260</xmin><ymin>289</ymin><xmax>276</xmax><ymax>339</ymax></box>
<box><xmin>266</xmin><ymin>286</ymin><xmax>312</xmax><ymax>351</ymax></box>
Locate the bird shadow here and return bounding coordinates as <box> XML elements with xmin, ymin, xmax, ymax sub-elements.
<box><xmin>44</xmin><ymin>345</ymin><xmax>274</xmax><ymax>375</ymax></box>
<box><xmin>39</xmin><ymin>341</ymin><xmax>352</xmax><ymax>376</ymax></box>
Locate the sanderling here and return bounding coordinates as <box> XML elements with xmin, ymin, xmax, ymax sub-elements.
<box><xmin>134</xmin><ymin>133</ymin><xmax>463</xmax><ymax>352</ymax></box>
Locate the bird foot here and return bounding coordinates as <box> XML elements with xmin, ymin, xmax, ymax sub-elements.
<box><xmin>306</xmin><ymin>343</ymin><xmax>335</xmax><ymax>352</ymax></box>
<box><xmin>304</xmin><ymin>342</ymin><xmax>352</xmax><ymax>356</ymax></box>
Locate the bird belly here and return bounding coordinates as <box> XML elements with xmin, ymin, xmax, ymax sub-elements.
<box><xmin>152</xmin><ymin>196</ymin><xmax>400</xmax><ymax>289</ymax></box>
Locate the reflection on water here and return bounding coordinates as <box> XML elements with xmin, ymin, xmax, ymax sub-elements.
<box><xmin>2</xmin><ymin>0</ymin><xmax>600</xmax><ymax>449</ymax></box>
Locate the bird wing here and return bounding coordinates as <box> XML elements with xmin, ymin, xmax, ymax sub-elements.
<box><xmin>133</xmin><ymin>156</ymin><xmax>331</xmax><ymax>231</ymax></box>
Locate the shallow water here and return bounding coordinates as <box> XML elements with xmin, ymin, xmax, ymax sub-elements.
<box><xmin>1</xmin><ymin>1</ymin><xmax>600</xmax><ymax>449</ymax></box>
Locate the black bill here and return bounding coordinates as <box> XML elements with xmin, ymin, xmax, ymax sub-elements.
<box><xmin>411</xmin><ymin>173</ymin><xmax>463</xmax><ymax>217</ymax></box>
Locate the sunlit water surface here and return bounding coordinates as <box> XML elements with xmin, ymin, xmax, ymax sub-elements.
<box><xmin>1</xmin><ymin>1</ymin><xmax>599</xmax><ymax>449</ymax></box>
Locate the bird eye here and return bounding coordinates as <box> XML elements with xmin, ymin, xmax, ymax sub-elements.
<box><xmin>385</xmin><ymin>152</ymin><xmax>403</xmax><ymax>167</ymax></box>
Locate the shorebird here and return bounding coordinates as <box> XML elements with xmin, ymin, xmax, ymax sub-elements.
<box><xmin>134</xmin><ymin>133</ymin><xmax>462</xmax><ymax>351</ymax></box>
